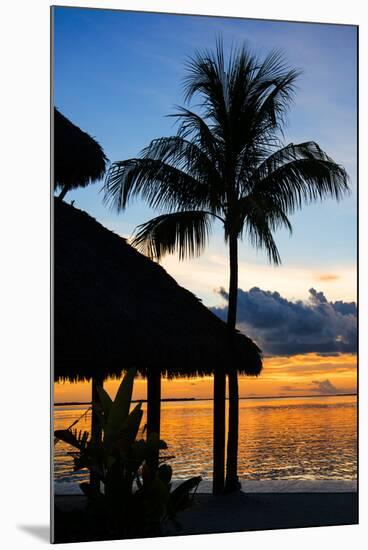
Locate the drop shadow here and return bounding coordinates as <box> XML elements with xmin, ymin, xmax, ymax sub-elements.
<box><xmin>17</xmin><ymin>525</ymin><xmax>50</xmax><ymax>543</ymax></box>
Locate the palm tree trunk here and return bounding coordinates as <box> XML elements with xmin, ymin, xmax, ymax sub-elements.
<box><xmin>225</xmin><ymin>234</ymin><xmax>240</xmax><ymax>492</ymax></box>
<box><xmin>213</xmin><ymin>368</ymin><xmax>226</xmax><ymax>494</ymax></box>
<box><xmin>58</xmin><ymin>186</ymin><xmax>69</xmax><ymax>201</ymax></box>
<box><xmin>90</xmin><ymin>373</ymin><xmax>103</xmax><ymax>492</ymax></box>
<box><xmin>147</xmin><ymin>368</ymin><xmax>161</xmax><ymax>473</ymax></box>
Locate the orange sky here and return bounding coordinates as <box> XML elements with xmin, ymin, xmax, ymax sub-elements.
<box><xmin>54</xmin><ymin>352</ymin><xmax>357</xmax><ymax>403</ymax></box>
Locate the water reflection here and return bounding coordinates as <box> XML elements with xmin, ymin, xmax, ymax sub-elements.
<box><xmin>54</xmin><ymin>395</ymin><xmax>357</xmax><ymax>483</ymax></box>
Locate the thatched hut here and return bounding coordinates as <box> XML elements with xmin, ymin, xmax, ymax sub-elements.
<box><xmin>53</xmin><ymin>108</ymin><xmax>108</xmax><ymax>200</ymax></box>
<box><xmin>53</xmin><ymin>199</ymin><xmax>262</xmax><ymax>489</ymax></box>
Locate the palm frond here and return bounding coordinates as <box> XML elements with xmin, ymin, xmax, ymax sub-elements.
<box><xmin>227</xmin><ymin>44</ymin><xmax>258</xmax><ymax>106</ymax></box>
<box><xmin>169</xmin><ymin>106</ymin><xmax>223</xmax><ymax>166</ymax></box>
<box><xmin>236</xmin><ymin>194</ymin><xmax>293</xmax><ymax>237</ymax></box>
<box><xmin>248</xmin><ymin>141</ymin><xmax>350</xmax><ymax>213</ymax></box>
<box><xmin>104</xmin><ymin>157</ymin><xmax>211</xmax><ymax>213</ymax></box>
<box><xmin>243</xmin><ymin>212</ymin><xmax>282</xmax><ymax>265</ymax></box>
<box><xmin>251</xmin><ymin>68</ymin><xmax>300</xmax><ymax>134</ymax></box>
<box><xmin>141</xmin><ymin>136</ymin><xmax>221</xmax><ymax>189</ymax></box>
<box><xmin>183</xmin><ymin>39</ymin><xmax>229</xmax><ymax>130</ymax></box>
<box><xmin>131</xmin><ymin>211</ymin><xmax>213</xmax><ymax>261</ymax></box>
<box><xmin>231</xmin><ymin>59</ymin><xmax>300</xmax><ymax>158</ymax></box>
<box><xmin>182</xmin><ymin>42</ymin><xmax>300</xmax><ymax>164</ymax></box>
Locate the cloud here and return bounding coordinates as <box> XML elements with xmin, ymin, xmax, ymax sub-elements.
<box><xmin>212</xmin><ymin>287</ymin><xmax>357</xmax><ymax>356</ymax></box>
<box><xmin>310</xmin><ymin>379</ymin><xmax>338</xmax><ymax>394</ymax></box>
<box><xmin>280</xmin><ymin>379</ymin><xmax>343</xmax><ymax>395</ymax></box>
<box><xmin>316</xmin><ymin>352</ymin><xmax>341</xmax><ymax>357</ymax></box>
<box><xmin>317</xmin><ymin>273</ymin><xmax>340</xmax><ymax>282</ymax></box>
<box><xmin>280</xmin><ymin>385</ymin><xmax>298</xmax><ymax>392</ymax></box>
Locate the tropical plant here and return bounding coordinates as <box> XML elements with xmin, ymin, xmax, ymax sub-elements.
<box><xmin>103</xmin><ymin>40</ymin><xmax>349</xmax><ymax>493</ymax></box>
<box><xmin>54</xmin><ymin>369</ymin><xmax>201</xmax><ymax>538</ymax></box>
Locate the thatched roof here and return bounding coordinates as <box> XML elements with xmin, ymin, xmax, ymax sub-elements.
<box><xmin>53</xmin><ymin>108</ymin><xmax>108</xmax><ymax>193</ymax></box>
<box><xmin>54</xmin><ymin>199</ymin><xmax>262</xmax><ymax>382</ymax></box>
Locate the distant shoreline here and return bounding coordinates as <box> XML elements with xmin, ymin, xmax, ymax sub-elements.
<box><xmin>54</xmin><ymin>393</ymin><xmax>357</xmax><ymax>406</ymax></box>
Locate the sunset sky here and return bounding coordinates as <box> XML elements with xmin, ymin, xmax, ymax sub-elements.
<box><xmin>53</xmin><ymin>7</ymin><xmax>357</xmax><ymax>402</ymax></box>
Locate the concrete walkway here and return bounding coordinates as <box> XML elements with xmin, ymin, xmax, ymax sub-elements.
<box><xmin>173</xmin><ymin>491</ymin><xmax>358</xmax><ymax>536</ymax></box>
<box><xmin>55</xmin><ymin>479</ymin><xmax>357</xmax><ymax>495</ymax></box>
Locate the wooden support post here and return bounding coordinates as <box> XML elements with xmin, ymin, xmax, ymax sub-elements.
<box><xmin>213</xmin><ymin>369</ymin><xmax>226</xmax><ymax>494</ymax></box>
<box><xmin>58</xmin><ymin>185</ymin><xmax>68</xmax><ymax>201</ymax></box>
<box><xmin>147</xmin><ymin>368</ymin><xmax>161</xmax><ymax>472</ymax></box>
<box><xmin>90</xmin><ymin>374</ymin><xmax>103</xmax><ymax>492</ymax></box>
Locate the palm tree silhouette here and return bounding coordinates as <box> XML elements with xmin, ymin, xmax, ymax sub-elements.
<box><xmin>104</xmin><ymin>40</ymin><xmax>349</xmax><ymax>493</ymax></box>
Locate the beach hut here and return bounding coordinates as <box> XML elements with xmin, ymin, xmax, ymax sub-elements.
<box><xmin>53</xmin><ymin>199</ymin><xmax>262</xmax><ymax>491</ymax></box>
<box><xmin>53</xmin><ymin>106</ymin><xmax>108</xmax><ymax>488</ymax></box>
<box><xmin>53</xmin><ymin>107</ymin><xmax>108</xmax><ymax>200</ymax></box>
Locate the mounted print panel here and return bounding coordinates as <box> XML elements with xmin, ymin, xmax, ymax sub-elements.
<box><xmin>51</xmin><ymin>5</ymin><xmax>358</xmax><ymax>543</ymax></box>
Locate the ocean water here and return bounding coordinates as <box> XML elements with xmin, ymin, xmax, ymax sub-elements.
<box><xmin>53</xmin><ymin>395</ymin><xmax>357</xmax><ymax>485</ymax></box>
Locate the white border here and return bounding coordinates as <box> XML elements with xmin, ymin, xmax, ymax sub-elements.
<box><xmin>1</xmin><ymin>1</ymin><xmax>366</xmax><ymax>548</ymax></box>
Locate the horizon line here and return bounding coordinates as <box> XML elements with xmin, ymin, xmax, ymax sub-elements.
<box><xmin>54</xmin><ymin>392</ymin><xmax>357</xmax><ymax>406</ymax></box>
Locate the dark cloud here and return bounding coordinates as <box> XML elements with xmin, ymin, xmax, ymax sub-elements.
<box><xmin>316</xmin><ymin>352</ymin><xmax>341</xmax><ymax>357</ymax></box>
<box><xmin>280</xmin><ymin>379</ymin><xmax>341</xmax><ymax>395</ymax></box>
<box><xmin>211</xmin><ymin>287</ymin><xmax>357</xmax><ymax>356</ymax></box>
<box><xmin>332</xmin><ymin>301</ymin><xmax>357</xmax><ymax>316</ymax></box>
<box><xmin>310</xmin><ymin>379</ymin><xmax>338</xmax><ymax>394</ymax></box>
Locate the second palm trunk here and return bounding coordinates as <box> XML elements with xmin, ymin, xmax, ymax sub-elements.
<box><xmin>225</xmin><ymin>234</ymin><xmax>240</xmax><ymax>491</ymax></box>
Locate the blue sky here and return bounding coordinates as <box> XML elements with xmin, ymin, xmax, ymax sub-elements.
<box><xmin>53</xmin><ymin>7</ymin><xmax>357</xmax><ymax>308</ymax></box>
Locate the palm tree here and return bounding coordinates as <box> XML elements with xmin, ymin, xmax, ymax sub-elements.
<box><xmin>103</xmin><ymin>41</ymin><xmax>349</xmax><ymax>493</ymax></box>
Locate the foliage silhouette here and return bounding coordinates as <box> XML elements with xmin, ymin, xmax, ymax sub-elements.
<box><xmin>54</xmin><ymin>368</ymin><xmax>201</xmax><ymax>539</ymax></box>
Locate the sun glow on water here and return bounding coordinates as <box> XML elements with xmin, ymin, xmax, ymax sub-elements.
<box><xmin>54</xmin><ymin>394</ymin><xmax>356</xmax><ymax>485</ymax></box>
